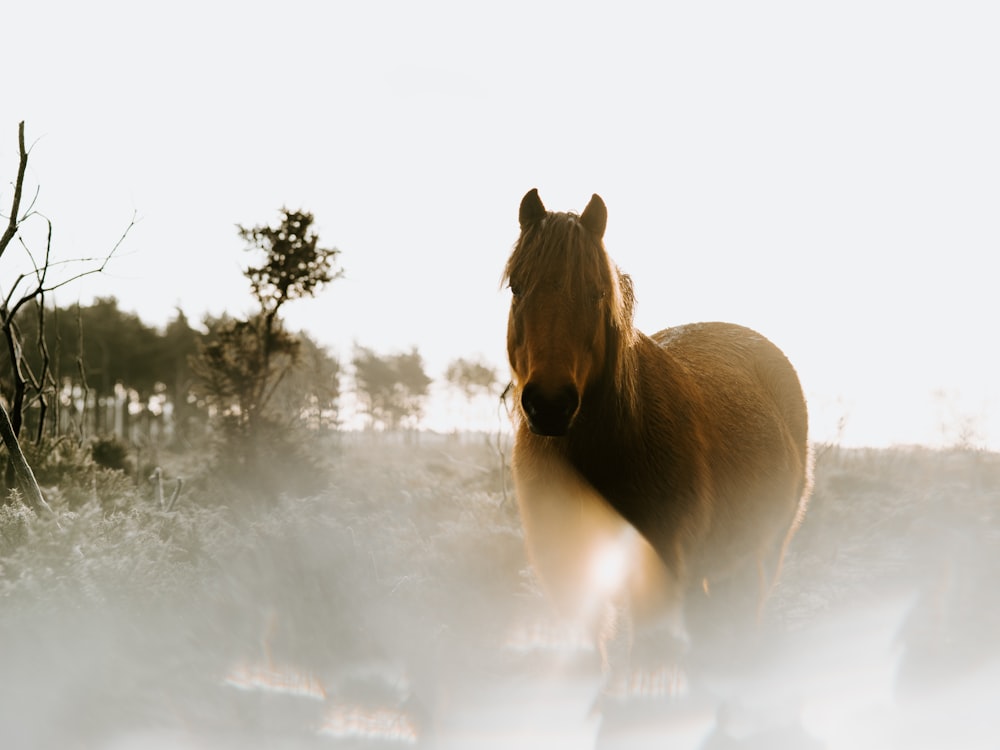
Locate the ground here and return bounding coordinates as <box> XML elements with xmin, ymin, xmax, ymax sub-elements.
<box><xmin>0</xmin><ymin>434</ymin><xmax>997</xmax><ymax>749</ymax></box>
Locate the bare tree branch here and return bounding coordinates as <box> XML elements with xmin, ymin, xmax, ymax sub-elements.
<box><xmin>32</xmin><ymin>294</ymin><xmax>57</xmax><ymax>445</ymax></box>
<box><xmin>0</xmin><ymin>121</ymin><xmax>27</xmax><ymax>260</ymax></box>
<box><xmin>4</xmin><ymin>211</ymin><xmax>136</xmax><ymax>313</ymax></box>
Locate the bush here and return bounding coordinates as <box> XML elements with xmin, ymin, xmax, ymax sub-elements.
<box><xmin>205</xmin><ymin>416</ymin><xmax>333</xmax><ymax>506</ymax></box>
<box><xmin>90</xmin><ymin>436</ymin><xmax>132</xmax><ymax>474</ymax></box>
<box><xmin>19</xmin><ymin>437</ymin><xmax>139</xmax><ymax>512</ymax></box>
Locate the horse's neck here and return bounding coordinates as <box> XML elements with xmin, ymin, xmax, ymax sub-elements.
<box><xmin>573</xmin><ymin>345</ymin><xmax>643</xmax><ymax>452</ymax></box>
<box><xmin>567</xmin><ymin>334</ymin><xmax>698</xmax><ymax>515</ymax></box>
<box><xmin>578</xmin><ymin>332</ymin><xmax>686</xmax><ymax>448</ymax></box>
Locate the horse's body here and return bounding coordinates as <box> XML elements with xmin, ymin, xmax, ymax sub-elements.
<box><xmin>504</xmin><ymin>190</ymin><xmax>811</xmax><ymax>679</ymax></box>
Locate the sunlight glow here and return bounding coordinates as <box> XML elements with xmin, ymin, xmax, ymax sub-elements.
<box><xmin>223</xmin><ymin>662</ymin><xmax>327</xmax><ymax>701</ymax></box>
<box><xmin>608</xmin><ymin>664</ymin><xmax>688</xmax><ymax>702</ymax></box>
<box><xmin>589</xmin><ymin>534</ymin><xmax>632</xmax><ymax>595</ymax></box>
<box><xmin>319</xmin><ymin>704</ymin><xmax>419</xmax><ymax>744</ymax></box>
<box><xmin>503</xmin><ymin>618</ymin><xmax>595</xmax><ymax>654</ymax></box>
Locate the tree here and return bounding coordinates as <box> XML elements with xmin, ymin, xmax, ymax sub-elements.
<box><xmin>267</xmin><ymin>331</ymin><xmax>341</xmax><ymax>432</ymax></box>
<box><xmin>444</xmin><ymin>356</ymin><xmax>501</xmax><ymax>430</ymax></box>
<box><xmin>190</xmin><ymin>209</ymin><xmax>343</xmax><ymax>498</ymax></box>
<box><xmin>192</xmin><ymin>209</ymin><xmax>343</xmax><ymax>436</ymax></box>
<box><xmin>159</xmin><ymin>308</ymin><xmax>201</xmax><ymax>441</ymax></box>
<box><xmin>240</xmin><ymin>210</ymin><xmax>343</xmax><ymax>321</ymax></box>
<box><xmin>352</xmin><ymin>346</ymin><xmax>432</xmax><ymax>430</ymax></box>
<box><xmin>0</xmin><ymin>121</ymin><xmax>131</xmax><ymax>507</ymax></box>
<box><xmin>192</xmin><ymin>313</ymin><xmax>299</xmax><ymax>431</ymax></box>
<box><xmin>5</xmin><ymin>298</ymin><xmax>195</xmax><ymax>441</ymax></box>
<box><xmin>445</xmin><ymin>357</ymin><xmax>499</xmax><ymax>401</ymax></box>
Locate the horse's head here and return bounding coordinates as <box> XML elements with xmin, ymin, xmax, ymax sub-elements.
<box><xmin>503</xmin><ymin>189</ymin><xmax>635</xmax><ymax>437</ymax></box>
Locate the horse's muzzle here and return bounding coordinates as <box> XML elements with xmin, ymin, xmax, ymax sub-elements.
<box><xmin>521</xmin><ymin>383</ymin><xmax>580</xmax><ymax>437</ymax></box>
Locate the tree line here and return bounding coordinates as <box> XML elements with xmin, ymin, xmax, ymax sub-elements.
<box><xmin>1</xmin><ymin>121</ymin><xmax>500</xmax><ymax>505</ymax></box>
<box><xmin>1</xmin><ymin>296</ymin><xmax>499</xmax><ymax>440</ymax></box>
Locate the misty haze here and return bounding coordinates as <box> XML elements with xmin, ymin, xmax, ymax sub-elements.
<box><xmin>5</xmin><ymin>2</ymin><xmax>1000</xmax><ymax>747</ymax></box>
<box><xmin>1</xmin><ymin>436</ymin><xmax>998</xmax><ymax>748</ymax></box>
<box><xmin>1</xmin><ymin>153</ymin><xmax>996</xmax><ymax>747</ymax></box>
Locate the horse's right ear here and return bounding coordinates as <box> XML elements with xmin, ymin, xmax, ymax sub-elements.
<box><xmin>519</xmin><ymin>189</ymin><xmax>546</xmax><ymax>229</ymax></box>
<box><xmin>580</xmin><ymin>194</ymin><xmax>607</xmax><ymax>239</ymax></box>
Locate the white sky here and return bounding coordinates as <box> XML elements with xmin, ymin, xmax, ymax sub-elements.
<box><xmin>5</xmin><ymin>1</ymin><xmax>1000</xmax><ymax>448</ymax></box>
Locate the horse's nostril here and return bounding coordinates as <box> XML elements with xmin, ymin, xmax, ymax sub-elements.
<box><xmin>521</xmin><ymin>384</ymin><xmax>537</xmax><ymax>417</ymax></box>
<box><xmin>521</xmin><ymin>383</ymin><xmax>580</xmax><ymax>436</ymax></box>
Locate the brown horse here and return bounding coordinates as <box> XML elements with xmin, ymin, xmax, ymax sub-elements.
<box><xmin>504</xmin><ymin>189</ymin><xmax>811</xmax><ymax>690</ymax></box>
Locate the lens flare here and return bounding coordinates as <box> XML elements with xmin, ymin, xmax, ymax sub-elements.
<box><xmin>589</xmin><ymin>534</ymin><xmax>632</xmax><ymax>595</ymax></box>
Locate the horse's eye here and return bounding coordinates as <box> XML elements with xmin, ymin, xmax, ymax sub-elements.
<box><xmin>509</xmin><ymin>283</ymin><xmax>522</xmax><ymax>298</ymax></box>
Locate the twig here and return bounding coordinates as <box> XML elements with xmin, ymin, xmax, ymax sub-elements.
<box><xmin>150</xmin><ymin>466</ymin><xmax>164</xmax><ymax>509</ymax></box>
<box><xmin>33</xmin><ymin>294</ymin><xmax>56</xmax><ymax>445</ymax></box>
<box><xmin>0</xmin><ymin>121</ymin><xmax>27</xmax><ymax>260</ymax></box>
<box><xmin>165</xmin><ymin>478</ymin><xmax>184</xmax><ymax>512</ymax></box>
<box><xmin>7</xmin><ymin>211</ymin><xmax>136</xmax><ymax>304</ymax></box>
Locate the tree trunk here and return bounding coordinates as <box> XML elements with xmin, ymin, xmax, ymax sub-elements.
<box><xmin>0</xmin><ymin>400</ymin><xmax>50</xmax><ymax>513</ymax></box>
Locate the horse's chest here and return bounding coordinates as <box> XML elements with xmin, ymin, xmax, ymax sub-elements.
<box><xmin>512</xmin><ymin>443</ymin><xmax>672</xmax><ymax>623</ymax></box>
<box><xmin>568</xmin><ymin>445</ymin><xmax>650</xmax><ymax>524</ymax></box>
<box><xmin>566</xmin><ymin>439</ymin><xmax>705</xmax><ymax>573</ymax></box>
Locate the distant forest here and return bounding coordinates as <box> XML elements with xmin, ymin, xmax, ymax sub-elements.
<box><xmin>0</xmin><ymin>122</ymin><xmax>499</xmax><ymax>508</ymax></box>
<box><xmin>1</xmin><ymin>297</ymin><xmax>496</xmax><ymax>444</ymax></box>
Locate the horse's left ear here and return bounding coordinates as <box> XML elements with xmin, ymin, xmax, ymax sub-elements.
<box><xmin>519</xmin><ymin>189</ymin><xmax>547</xmax><ymax>230</ymax></box>
<box><xmin>580</xmin><ymin>194</ymin><xmax>607</xmax><ymax>239</ymax></box>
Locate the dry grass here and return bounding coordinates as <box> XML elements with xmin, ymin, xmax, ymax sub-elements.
<box><xmin>0</xmin><ymin>436</ymin><xmax>997</xmax><ymax>748</ymax></box>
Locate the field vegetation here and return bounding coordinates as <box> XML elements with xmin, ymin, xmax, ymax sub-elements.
<box><xmin>0</xmin><ymin>432</ymin><xmax>997</xmax><ymax>749</ymax></box>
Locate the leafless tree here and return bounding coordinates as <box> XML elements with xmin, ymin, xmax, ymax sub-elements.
<box><xmin>0</xmin><ymin>121</ymin><xmax>133</xmax><ymax>508</ymax></box>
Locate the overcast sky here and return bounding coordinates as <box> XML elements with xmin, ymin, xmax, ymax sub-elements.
<box><xmin>6</xmin><ymin>1</ymin><xmax>999</xmax><ymax>448</ymax></box>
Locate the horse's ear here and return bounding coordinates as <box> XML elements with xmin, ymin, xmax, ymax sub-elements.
<box><xmin>519</xmin><ymin>188</ymin><xmax>546</xmax><ymax>229</ymax></box>
<box><xmin>580</xmin><ymin>194</ymin><xmax>607</xmax><ymax>239</ymax></box>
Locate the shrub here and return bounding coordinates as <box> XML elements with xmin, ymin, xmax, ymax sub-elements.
<box><xmin>205</xmin><ymin>416</ymin><xmax>332</xmax><ymax>507</ymax></box>
<box><xmin>90</xmin><ymin>436</ymin><xmax>132</xmax><ymax>474</ymax></box>
<box><xmin>20</xmin><ymin>437</ymin><xmax>139</xmax><ymax>512</ymax></box>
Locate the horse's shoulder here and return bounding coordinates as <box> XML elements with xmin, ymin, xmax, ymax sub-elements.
<box><xmin>650</xmin><ymin>321</ymin><xmax>766</xmax><ymax>350</ymax></box>
<box><xmin>648</xmin><ymin>322</ymin><xmax>794</xmax><ymax>377</ymax></box>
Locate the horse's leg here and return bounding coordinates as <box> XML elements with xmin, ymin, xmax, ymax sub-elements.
<box><xmin>596</xmin><ymin>595</ymin><xmax>633</xmax><ymax>701</ymax></box>
<box><xmin>596</xmin><ymin>562</ymin><xmax>689</xmax><ymax>704</ymax></box>
<box><xmin>754</xmin><ymin>481</ymin><xmax>811</xmax><ymax>625</ymax></box>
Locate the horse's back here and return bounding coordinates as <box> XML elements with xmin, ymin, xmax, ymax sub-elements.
<box><xmin>647</xmin><ymin>321</ymin><xmax>810</xmax><ymax>582</ymax></box>
<box><xmin>652</xmin><ymin>321</ymin><xmax>807</xmax><ymax>457</ymax></box>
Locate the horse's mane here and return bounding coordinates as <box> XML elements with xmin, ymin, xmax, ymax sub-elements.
<box><xmin>503</xmin><ymin>211</ymin><xmax>640</xmax><ymax>416</ymax></box>
<box><xmin>608</xmin><ymin>269</ymin><xmax>640</xmax><ymax>419</ymax></box>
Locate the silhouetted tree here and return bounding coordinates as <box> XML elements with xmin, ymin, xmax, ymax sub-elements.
<box><xmin>69</xmin><ymin>297</ymin><xmax>160</xmax><ymax>397</ymax></box>
<box><xmin>352</xmin><ymin>346</ymin><xmax>431</xmax><ymax>430</ymax></box>
<box><xmin>6</xmin><ymin>298</ymin><xmax>198</xmax><ymax>441</ymax></box>
<box><xmin>444</xmin><ymin>356</ymin><xmax>501</xmax><ymax>429</ymax></box>
<box><xmin>269</xmin><ymin>333</ymin><xmax>341</xmax><ymax>431</ymax></box>
<box><xmin>192</xmin><ymin>313</ymin><xmax>299</xmax><ymax>431</ymax></box>
<box><xmin>193</xmin><ymin>209</ymin><xmax>343</xmax><ymax>435</ymax></box>
<box><xmin>240</xmin><ymin>210</ymin><xmax>343</xmax><ymax>321</ymax></box>
<box><xmin>11</xmin><ymin>297</ymin><xmax>157</xmax><ymax>394</ymax></box>
<box><xmin>1</xmin><ymin>124</ymin><xmax>132</xmax><ymax>441</ymax></box>
<box><xmin>445</xmin><ymin>357</ymin><xmax>499</xmax><ymax>401</ymax></box>
<box><xmin>158</xmin><ymin>308</ymin><xmax>201</xmax><ymax>440</ymax></box>
<box><xmin>0</xmin><ymin>121</ymin><xmax>130</xmax><ymax>508</ymax></box>
<box><xmin>190</xmin><ymin>209</ymin><xmax>343</xmax><ymax>498</ymax></box>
